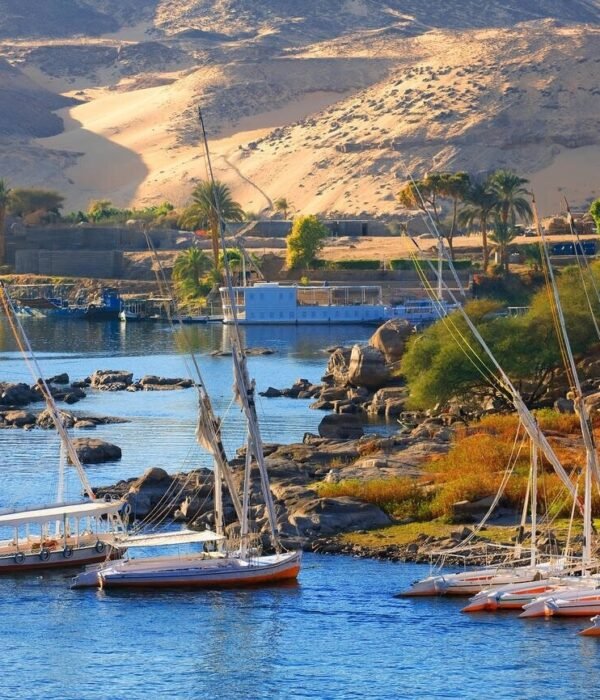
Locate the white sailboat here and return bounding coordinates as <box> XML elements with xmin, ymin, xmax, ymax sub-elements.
<box><xmin>463</xmin><ymin>200</ymin><xmax>600</xmax><ymax>614</ymax></box>
<box><xmin>72</xmin><ymin>110</ymin><xmax>301</xmax><ymax>590</ymax></box>
<box><xmin>0</xmin><ymin>283</ymin><xmax>128</xmax><ymax>572</ymax></box>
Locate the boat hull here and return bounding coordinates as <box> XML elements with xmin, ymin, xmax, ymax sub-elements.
<box><xmin>98</xmin><ymin>551</ymin><xmax>302</xmax><ymax>589</ymax></box>
<box><xmin>0</xmin><ymin>544</ymin><xmax>120</xmax><ymax>573</ymax></box>
<box><xmin>400</xmin><ymin>567</ymin><xmax>540</xmax><ymax>597</ymax></box>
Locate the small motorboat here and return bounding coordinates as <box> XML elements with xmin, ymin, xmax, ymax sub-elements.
<box><xmin>579</xmin><ymin>615</ymin><xmax>600</xmax><ymax>636</ymax></box>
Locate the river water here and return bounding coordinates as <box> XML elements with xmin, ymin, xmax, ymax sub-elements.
<box><xmin>0</xmin><ymin>319</ymin><xmax>599</xmax><ymax>700</ymax></box>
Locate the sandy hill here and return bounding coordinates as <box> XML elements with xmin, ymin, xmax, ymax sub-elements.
<box><xmin>0</xmin><ymin>1</ymin><xmax>599</xmax><ymax>215</ymax></box>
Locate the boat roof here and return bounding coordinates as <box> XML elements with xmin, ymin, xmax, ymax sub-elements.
<box><xmin>0</xmin><ymin>500</ymin><xmax>123</xmax><ymax>527</ymax></box>
<box><xmin>117</xmin><ymin>529</ymin><xmax>224</xmax><ymax>548</ymax></box>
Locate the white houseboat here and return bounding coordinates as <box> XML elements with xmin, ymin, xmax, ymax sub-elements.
<box><xmin>220</xmin><ymin>283</ymin><xmax>386</xmax><ymax>325</ymax></box>
<box><xmin>220</xmin><ymin>282</ymin><xmax>456</xmax><ymax>326</ymax></box>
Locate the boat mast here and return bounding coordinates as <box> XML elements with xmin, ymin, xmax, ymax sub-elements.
<box><xmin>0</xmin><ymin>283</ymin><xmax>95</xmax><ymax>500</ymax></box>
<box><xmin>197</xmin><ymin>107</ymin><xmax>281</xmax><ymax>552</ymax></box>
<box><xmin>141</xmin><ymin>229</ymin><xmax>245</xmax><ymax>528</ymax></box>
<box><xmin>530</xmin><ymin>437</ymin><xmax>538</xmax><ymax>568</ymax></box>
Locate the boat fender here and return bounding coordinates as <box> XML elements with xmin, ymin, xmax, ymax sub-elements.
<box><xmin>39</xmin><ymin>548</ymin><xmax>50</xmax><ymax>561</ymax></box>
<box><xmin>95</xmin><ymin>540</ymin><xmax>106</xmax><ymax>554</ymax></box>
<box><xmin>14</xmin><ymin>551</ymin><xmax>25</xmax><ymax>564</ymax></box>
<box><xmin>103</xmin><ymin>494</ymin><xmax>112</xmax><ymax>502</ymax></box>
<box><xmin>63</xmin><ymin>546</ymin><xmax>74</xmax><ymax>558</ymax></box>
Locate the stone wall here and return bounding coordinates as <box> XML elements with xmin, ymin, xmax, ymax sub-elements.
<box><xmin>6</xmin><ymin>224</ymin><xmax>182</xmax><ymax>264</ymax></box>
<box><xmin>15</xmin><ymin>250</ymin><xmax>123</xmax><ymax>278</ymax></box>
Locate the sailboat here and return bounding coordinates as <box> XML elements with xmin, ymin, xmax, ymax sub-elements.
<box><xmin>398</xmin><ymin>196</ymin><xmax>593</xmax><ymax>598</ymax></box>
<box><xmin>71</xmin><ymin>110</ymin><xmax>301</xmax><ymax>590</ymax></box>
<box><xmin>0</xmin><ymin>283</ymin><xmax>128</xmax><ymax>572</ymax></box>
<box><xmin>462</xmin><ymin>200</ymin><xmax>600</xmax><ymax>614</ymax></box>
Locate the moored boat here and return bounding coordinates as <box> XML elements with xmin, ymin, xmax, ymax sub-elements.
<box><xmin>579</xmin><ymin>615</ymin><xmax>600</xmax><ymax>636</ymax></box>
<box><xmin>520</xmin><ymin>584</ymin><xmax>600</xmax><ymax>618</ymax></box>
<box><xmin>0</xmin><ymin>501</ymin><xmax>124</xmax><ymax>572</ymax></box>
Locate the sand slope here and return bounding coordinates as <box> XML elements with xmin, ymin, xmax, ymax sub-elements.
<box><xmin>0</xmin><ymin>4</ymin><xmax>599</xmax><ymax>215</ymax></box>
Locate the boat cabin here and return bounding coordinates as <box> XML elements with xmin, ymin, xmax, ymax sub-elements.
<box><xmin>220</xmin><ymin>282</ymin><xmax>387</xmax><ymax>325</ymax></box>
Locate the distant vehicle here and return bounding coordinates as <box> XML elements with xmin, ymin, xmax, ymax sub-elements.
<box><xmin>550</xmin><ymin>240</ymin><xmax>597</xmax><ymax>256</ymax></box>
<box><xmin>417</xmin><ymin>232</ymin><xmax>436</xmax><ymax>240</ymax></box>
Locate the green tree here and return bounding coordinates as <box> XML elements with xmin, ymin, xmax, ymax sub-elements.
<box><xmin>488</xmin><ymin>170</ymin><xmax>532</xmax><ymax>228</ymax></box>
<box><xmin>459</xmin><ymin>178</ymin><xmax>497</xmax><ymax>271</ymax></box>
<box><xmin>172</xmin><ymin>247</ymin><xmax>213</xmax><ymax>299</ymax></box>
<box><xmin>178</xmin><ymin>181</ymin><xmax>244</xmax><ymax>268</ymax></box>
<box><xmin>0</xmin><ymin>179</ymin><xmax>11</xmax><ymax>266</ymax></box>
<box><xmin>274</xmin><ymin>197</ymin><xmax>290</xmax><ymax>219</ymax></box>
<box><xmin>589</xmin><ymin>198</ymin><xmax>600</xmax><ymax>233</ymax></box>
<box><xmin>489</xmin><ymin>219</ymin><xmax>518</xmax><ymax>274</ymax></box>
<box><xmin>401</xmin><ymin>261</ymin><xmax>600</xmax><ymax>410</ymax></box>
<box><xmin>437</xmin><ymin>171</ymin><xmax>470</xmax><ymax>260</ymax></box>
<box><xmin>87</xmin><ymin>199</ymin><xmax>121</xmax><ymax>222</ymax></box>
<box><xmin>398</xmin><ymin>171</ymin><xmax>470</xmax><ymax>259</ymax></box>
<box><xmin>8</xmin><ymin>188</ymin><xmax>64</xmax><ymax>218</ymax></box>
<box><xmin>286</xmin><ymin>215</ymin><xmax>329</xmax><ymax>269</ymax></box>
<box><xmin>218</xmin><ymin>247</ymin><xmax>244</xmax><ymax>284</ymax></box>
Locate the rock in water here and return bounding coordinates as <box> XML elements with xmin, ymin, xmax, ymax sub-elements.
<box><xmin>0</xmin><ymin>382</ymin><xmax>39</xmax><ymax>406</ymax></box>
<box><xmin>90</xmin><ymin>370</ymin><xmax>133</xmax><ymax>389</ymax></box>
<box><xmin>3</xmin><ymin>410</ymin><xmax>36</xmax><ymax>427</ymax></box>
<box><xmin>71</xmin><ymin>438</ymin><xmax>122</xmax><ymax>464</ymax></box>
<box><xmin>369</xmin><ymin>318</ymin><xmax>413</xmax><ymax>363</ymax></box>
<box><xmin>347</xmin><ymin>345</ymin><xmax>390</xmax><ymax>389</ymax></box>
<box><xmin>318</xmin><ymin>414</ymin><xmax>364</xmax><ymax>439</ymax></box>
<box><xmin>46</xmin><ymin>373</ymin><xmax>69</xmax><ymax>385</ymax></box>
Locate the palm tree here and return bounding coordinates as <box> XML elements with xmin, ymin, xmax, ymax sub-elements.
<box><xmin>274</xmin><ymin>197</ymin><xmax>290</xmax><ymax>219</ymax></box>
<box><xmin>489</xmin><ymin>218</ymin><xmax>518</xmax><ymax>274</ymax></box>
<box><xmin>398</xmin><ymin>172</ymin><xmax>470</xmax><ymax>259</ymax></box>
<box><xmin>173</xmin><ymin>247</ymin><xmax>212</xmax><ymax>297</ymax></box>
<box><xmin>459</xmin><ymin>179</ymin><xmax>497</xmax><ymax>271</ymax></box>
<box><xmin>0</xmin><ymin>179</ymin><xmax>10</xmax><ymax>267</ymax></box>
<box><xmin>488</xmin><ymin>170</ymin><xmax>532</xmax><ymax>228</ymax></box>
<box><xmin>179</xmin><ymin>180</ymin><xmax>244</xmax><ymax>268</ymax></box>
<box><xmin>437</xmin><ymin>171</ymin><xmax>470</xmax><ymax>260</ymax></box>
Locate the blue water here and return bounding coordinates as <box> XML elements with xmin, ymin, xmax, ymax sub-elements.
<box><xmin>1</xmin><ymin>319</ymin><xmax>599</xmax><ymax>700</ymax></box>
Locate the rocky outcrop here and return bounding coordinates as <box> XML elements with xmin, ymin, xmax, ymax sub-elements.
<box><xmin>369</xmin><ymin>318</ymin><xmax>413</xmax><ymax>364</ymax></box>
<box><xmin>347</xmin><ymin>345</ymin><xmax>391</xmax><ymax>389</ymax></box>
<box><xmin>71</xmin><ymin>438</ymin><xmax>122</xmax><ymax>464</ymax></box>
<box><xmin>90</xmin><ymin>369</ymin><xmax>133</xmax><ymax>390</ymax></box>
<box><xmin>318</xmin><ymin>414</ymin><xmax>364</xmax><ymax>440</ymax></box>
<box><xmin>138</xmin><ymin>375</ymin><xmax>193</xmax><ymax>390</ymax></box>
<box><xmin>288</xmin><ymin>497</ymin><xmax>391</xmax><ymax>536</ymax></box>
<box><xmin>0</xmin><ymin>382</ymin><xmax>40</xmax><ymax>406</ymax></box>
<box><xmin>89</xmin><ymin>369</ymin><xmax>194</xmax><ymax>392</ymax></box>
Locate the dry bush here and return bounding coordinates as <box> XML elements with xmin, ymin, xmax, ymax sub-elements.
<box><xmin>316</xmin><ymin>477</ymin><xmax>431</xmax><ymax>520</ymax></box>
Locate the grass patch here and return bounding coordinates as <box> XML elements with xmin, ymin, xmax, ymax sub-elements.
<box><xmin>315</xmin><ymin>477</ymin><xmax>433</xmax><ymax>520</ymax></box>
<box><xmin>316</xmin><ymin>412</ymin><xmax>594</xmax><ymax>523</ymax></box>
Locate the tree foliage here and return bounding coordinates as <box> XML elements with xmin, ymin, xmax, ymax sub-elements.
<box><xmin>286</xmin><ymin>215</ymin><xmax>329</xmax><ymax>269</ymax></box>
<box><xmin>401</xmin><ymin>261</ymin><xmax>600</xmax><ymax>410</ymax></box>
<box><xmin>8</xmin><ymin>188</ymin><xmax>64</xmax><ymax>218</ymax></box>
<box><xmin>172</xmin><ymin>247</ymin><xmax>213</xmax><ymax>301</ymax></box>
<box><xmin>274</xmin><ymin>197</ymin><xmax>290</xmax><ymax>219</ymax></box>
<box><xmin>590</xmin><ymin>198</ymin><xmax>600</xmax><ymax>232</ymax></box>
<box><xmin>178</xmin><ymin>180</ymin><xmax>243</xmax><ymax>267</ymax></box>
<box><xmin>398</xmin><ymin>172</ymin><xmax>470</xmax><ymax>259</ymax></box>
